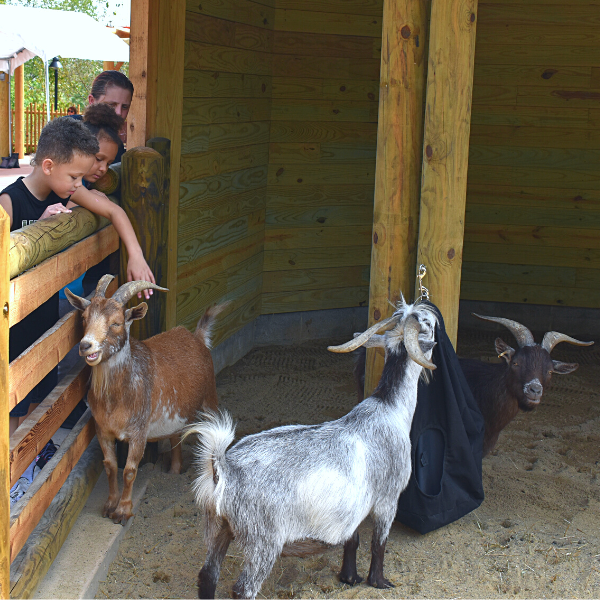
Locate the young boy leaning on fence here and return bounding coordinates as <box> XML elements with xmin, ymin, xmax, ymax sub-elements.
<box><xmin>0</xmin><ymin>116</ymin><xmax>156</xmax><ymax>435</ymax></box>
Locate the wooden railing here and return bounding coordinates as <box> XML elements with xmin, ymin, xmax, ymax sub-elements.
<box><xmin>11</xmin><ymin>105</ymin><xmax>82</xmax><ymax>155</ymax></box>
<box><xmin>0</xmin><ymin>139</ymin><xmax>170</xmax><ymax>598</ymax></box>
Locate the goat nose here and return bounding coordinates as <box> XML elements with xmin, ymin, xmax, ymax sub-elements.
<box><xmin>80</xmin><ymin>340</ymin><xmax>92</xmax><ymax>353</ymax></box>
<box><xmin>529</xmin><ymin>382</ymin><xmax>543</xmax><ymax>396</ymax></box>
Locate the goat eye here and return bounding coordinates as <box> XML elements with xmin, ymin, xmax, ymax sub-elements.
<box><xmin>111</xmin><ymin>323</ymin><xmax>122</xmax><ymax>328</ymax></box>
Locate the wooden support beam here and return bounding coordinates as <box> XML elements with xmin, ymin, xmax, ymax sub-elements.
<box><xmin>0</xmin><ymin>74</ymin><xmax>9</xmax><ymax>158</ymax></box>
<box><xmin>364</xmin><ymin>0</ymin><xmax>430</xmax><ymax>396</ymax></box>
<box><xmin>14</xmin><ymin>66</ymin><xmax>24</xmax><ymax>159</ymax></box>
<box><xmin>416</xmin><ymin>0</ymin><xmax>479</xmax><ymax>347</ymax></box>
<box><xmin>128</xmin><ymin>0</ymin><xmax>150</xmax><ymax>149</ymax></box>
<box><xmin>102</xmin><ymin>61</ymin><xmax>124</xmax><ymax>71</ymax></box>
<box><xmin>0</xmin><ymin>208</ymin><xmax>11</xmax><ymax>598</ymax></box>
<box><xmin>150</xmin><ymin>0</ymin><xmax>185</xmax><ymax>330</ymax></box>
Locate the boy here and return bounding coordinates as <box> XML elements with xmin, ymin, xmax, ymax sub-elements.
<box><xmin>0</xmin><ymin>117</ymin><xmax>155</xmax><ymax>434</ymax></box>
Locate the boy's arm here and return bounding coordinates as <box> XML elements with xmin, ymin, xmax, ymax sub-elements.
<box><xmin>69</xmin><ymin>187</ymin><xmax>156</xmax><ymax>299</ymax></box>
<box><xmin>0</xmin><ymin>193</ymin><xmax>13</xmax><ymax>228</ymax></box>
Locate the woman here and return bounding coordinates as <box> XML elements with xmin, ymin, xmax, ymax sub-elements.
<box><xmin>87</xmin><ymin>70</ymin><xmax>134</xmax><ymax>161</ymax></box>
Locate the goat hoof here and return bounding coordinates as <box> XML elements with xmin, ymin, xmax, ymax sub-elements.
<box><xmin>368</xmin><ymin>576</ymin><xmax>394</xmax><ymax>589</ymax></box>
<box><xmin>102</xmin><ymin>501</ymin><xmax>118</xmax><ymax>518</ymax></box>
<box><xmin>339</xmin><ymin>573</ymin><xmax>363</xmax><ymax>586</ymax></box>
<box><xmin>111</xmin><ymin>512</ymin><xmax>132</xmax><ymax>526</ymax></box>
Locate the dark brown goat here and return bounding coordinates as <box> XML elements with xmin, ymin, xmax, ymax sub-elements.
<box><xmin>66</xmin><ymin>275</ymin><xmax>223</xmax><ymax>524</ymax></box>
<box><xmin>353</xmin><ymin>316</ymin><xmax>593</xmax><ymax>457</ymax></box>
<box><xmin>459</xmin><ymin>315</ymin><xmax>593</xmax><ymax>456</ymax></box>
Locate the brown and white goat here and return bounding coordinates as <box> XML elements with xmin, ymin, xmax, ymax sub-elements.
<box><xmin>353</xmin><ymin>315</ymin><xmax>593</xmax><ymax>457</ymax></box>
<box><xmin>66</xmin><ymin>275</ymin><xmax>223</xmax><ymax>524</ymax></box>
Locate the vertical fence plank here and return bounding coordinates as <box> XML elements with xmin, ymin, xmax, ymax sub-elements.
<box><xmin>0</xmin><ymin>208</ymin><xmax>11</xmax><ymax>598</ymax></box>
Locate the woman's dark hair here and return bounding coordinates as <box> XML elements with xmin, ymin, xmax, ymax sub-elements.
<box><xmin>83</xmin><ymin>103</ymin><xmax>125</xmax><ymax>147</ymax></box>
<box><xmin>67</xmin><ymin>105</ymin><xmax>78</xmax><ymax>115</ymax></box>
<box><xmin>33</xmin><ymin>117</ymin><xmax>99</xmax><ymax>165</ymax></box>
<box><xmin>90</xmin><ymin>70</ymin><xmax>134</xmax><ymax>101</ymax></box>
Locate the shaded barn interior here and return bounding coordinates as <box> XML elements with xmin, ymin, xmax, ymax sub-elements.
<box><xmin>173</xmin><ymin>0</ymin><xmax>599</xmax><ymax>352</ymax></box>
<box><xmin>175</xmin><ymin>0</ymin><xmax>381</xmax><ymax>347</ymax></box>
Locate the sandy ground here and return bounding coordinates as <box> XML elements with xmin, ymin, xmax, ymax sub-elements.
<box><xmin>97</xmin><ymin>328</ymin><xmax>600</xmax><ymax>599</ymax></box>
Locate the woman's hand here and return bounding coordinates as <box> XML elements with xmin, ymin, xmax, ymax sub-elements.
<box><xmin>39</xmin><ymin>203</ymin><xmax>72</xmax><ymax>220</ymax></box>
<box><xmin>127</xmin><ymin>253</ymin><xmax>156</xmax><ymax>299</ymax></box>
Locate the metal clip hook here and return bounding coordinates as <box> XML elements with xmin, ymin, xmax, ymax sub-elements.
<box><xmin>417</xmin><ymin>264</ymin><xmax>430</xmax><ymax>302</ymax></box>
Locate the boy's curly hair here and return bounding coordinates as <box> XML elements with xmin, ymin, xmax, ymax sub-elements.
<box><xmin>33</xmin><ymin>117</ymin><xmax>99</xmax><ymax>165</ymax></box>
<box><xmin>83</xmin><ymin>103</ymin><xmax>124</xmax><ymax>147</ymax></box>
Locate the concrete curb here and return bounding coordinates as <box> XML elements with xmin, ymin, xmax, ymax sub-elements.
<box><xmin>34</xmin><ymin>460</ymin><xmax>155</xmax><ymax>599</ymax></box>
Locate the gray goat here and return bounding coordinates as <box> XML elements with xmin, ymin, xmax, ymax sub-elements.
<box><xmin>184</xmin><ymin>300</ymin><xmax>437</xmax><ymax>599</ymax></box>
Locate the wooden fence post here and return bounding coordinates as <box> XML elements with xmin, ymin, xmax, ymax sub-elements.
<box><xmin>0</xmin><ymin>74</ymin><xmax>9</xmax><ymax>158</ymax></box>
<box><xmin>364</xmin><ymin>0</ymin><xmax>430</xmax><ymax>396</ymax></box>
<box><xmin>119</xmin><ymin>146</ymin><xmax>168</xmax><ymax>341</ymax></box>
<box><xmin>14</xmin><ymin>66</ymin><xmax>24</xmax><ymax>159</ymax></box>
<box><xmin>0</xmin><ymin>207</ymin><xmax>11</xmax><ymax>599</ymax></box>
<box><xmin>416</xmin><ymin>0</ymin><xmax>478</xmax><ymax>347</ymax></box>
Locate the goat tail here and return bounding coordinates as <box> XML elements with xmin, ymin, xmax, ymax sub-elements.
<box><xmin>194</xmin><ymin>302</ymin><xmax>230</xmax><ymax>350</ymax></box>
<box><xmin>182</xmin><ymin>410</ymin><xmax>235</xmax><ymax>516</ymax></box>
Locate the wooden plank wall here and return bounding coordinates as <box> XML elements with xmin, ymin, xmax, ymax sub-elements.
<box><xmin>179</xmin><ymin>0</ymin><xmax>383</xmax><ymax>337</ymax></box>
<box><xmin>263</xmin><ymin>3</ymin><xmax>382</xmax><ymax>314</ymax></box>
<box><xmin>461</xmin><ymin>0</ymin><xmax>600</xmax><ymax>309</ymax></box>
<box><xmin>176</xmin><ymin>0</ymin><xmax>274</xmax><ymax>344</ymax></box>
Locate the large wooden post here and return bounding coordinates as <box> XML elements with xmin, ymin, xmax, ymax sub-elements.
<box><xmin>0</xmin><ymin>207</ymin><xmax>10</xmax><ymax>599</ymax></box>
<box><xmin>128</xmin><ymin>0</ymin><xmax>150</xmax><ymax>150</ymax></box>
<box><xmin>147</xmin><ymin>0</ymin><xmax>185</xmax><ymax>330</ymax></box>
<box><xmin>14</xmin><ymin>65</ymin><xmax>24</xmax><ymax>159</ymax></box>
<box><xmin>0</xmin><ymin>74</ymin><xmax>9</xmax><ymax>158</ymax></box>
<box><xmin>416</xmin><ymin>0</ymin><xmax>478</xmax><ymax>347</ymax></box>
<box><xmin>364</xmin><ymin>0</ymin><xmax>430</xmax><ymax>396</ymax></box>
<box><xmin>119</xmin><ymin>147</ymin><xmax>167</xmax><ymax>340</ymax></box>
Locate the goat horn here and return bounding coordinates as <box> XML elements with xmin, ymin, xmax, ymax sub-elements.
<box><xmin>541</xmin><ymin>331</ymin><xmax>594</xmax><ymax>354</ymax></box>
<box><xmin>472</xmin><ymin>313</ymin><xmax>535</xmax><ymax>348</ymax></box>
<box><xmin>328</xmin><ymin>314</ymin><xmax>399</xmax><ymax>353</ymax></box>
<box><xmin>94</xmin><ymin>274</ymin><xmax>115</xmax><ymax>298</ymax></box>
<box><xmin>111</xmin><ymin>281</ymin><xmax>169</xmax><ymax>305</ymax></box>
<box><xmin>404</xmin><ymin>315</ymin><xmax>436</xmax><ymax>370</ymax></box>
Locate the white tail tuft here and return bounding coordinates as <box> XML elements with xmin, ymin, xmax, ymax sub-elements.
<box><xmin>183</xmin><ymin>410</ymin><xmax>235</xmax><ymax>515</ymax></box>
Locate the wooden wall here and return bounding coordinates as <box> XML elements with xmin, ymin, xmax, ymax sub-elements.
<box><xmin>177</xmin><ymin>0</ymin><xmax>382</xmax><ymax>342</ymax></box>
<box><xmin>176</xmin><ymin>0</ymin><xmax>274</xmax><ymax>345</ymax></box>
<box><xmin>461</xmin><ymin>0</ymin><xmax>600</xmax><ymax>309</ymax></box>
<box><xmin>263</xmin><ymin>4</ymin><xmax>381</xmax><ymax>314</ymax></box>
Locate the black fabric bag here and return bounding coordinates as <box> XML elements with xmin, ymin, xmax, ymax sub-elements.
<box><xmin>395</xmin><ymin>302</ymin><xmax>485</xmax><ymax>534</ymax></box>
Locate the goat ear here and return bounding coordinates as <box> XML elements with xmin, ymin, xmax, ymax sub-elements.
<box><xmin>552</xmin><ymin>360</ymin><xmax>579</xmax><ymax>375</ymax></box>
<box><xmin>125</xmin><ymin>302</ymin><xmax>148</xmax><ymax>322</ymax></box>
<box><xmin>495</xmin><ymin>337</ymin><xmax>515</xmax><ymax>363</ymax></box>
<box><xmin>64</xmin><ymin>288</ymin><xmax>90</xmax><ymax>311</ymax></box>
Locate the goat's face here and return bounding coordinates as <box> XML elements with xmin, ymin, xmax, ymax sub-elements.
<box><xmin>495</xmin><ymin>338</ymin><xmax>578</xmax><ymax>411</ymax></box>
<box><xmin>68</xmin><ymin>295</ymin><xmax>148</xmax><ymax>366</ymax></box>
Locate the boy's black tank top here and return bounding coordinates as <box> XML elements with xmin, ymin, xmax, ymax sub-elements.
<box><xmin>1</xmin><ymin>177</ymin><xmax>65</xmax><ymax>364</ymax></box>
<box><xmin>1</xmin><ymin>177</ymin><xmax>68</xmax><ymax>232</ymax></box>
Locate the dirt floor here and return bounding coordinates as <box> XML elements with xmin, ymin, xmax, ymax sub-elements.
<box><xmin>97</xmin><ymin>328</ymin><xmax>600</xmax><ymax>599</ymax></box>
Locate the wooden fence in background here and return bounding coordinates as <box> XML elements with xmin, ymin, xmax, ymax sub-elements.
<box><xmin>10</xmin><ymin>105</ymin><xmax>82</xmax><ymax>155</ymax></box>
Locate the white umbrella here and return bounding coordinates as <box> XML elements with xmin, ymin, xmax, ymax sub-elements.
<box><xmin>0</xmin><ymin>5</ymin><xmax>130</xmax><ymax>122</ymax></box>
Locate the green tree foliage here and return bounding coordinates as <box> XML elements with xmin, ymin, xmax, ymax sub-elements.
<box><xmin>1</xmin><ymin>0</ymin><xmax>128</xmax><ymax>109</ymax></box>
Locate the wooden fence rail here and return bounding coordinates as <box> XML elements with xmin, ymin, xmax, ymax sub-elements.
<box><xmin>10</xmin><ymin>105</ymin><xmax>82</xmax><ymax>155</ymax></box>
<box><xmin>0</xmin><ymin>142</ymin><xmax>170</xmax><ymax>598</ymax></box>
